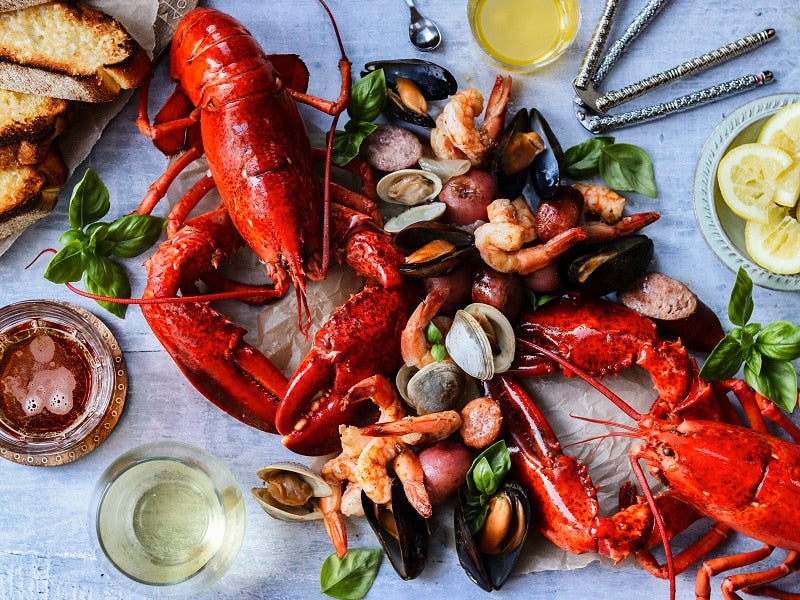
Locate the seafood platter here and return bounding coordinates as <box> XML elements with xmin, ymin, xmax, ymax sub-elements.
<box><xmin>0</xmin><ymin>1</ymin><xmax>800</xmax><ymax>599</ymax></box>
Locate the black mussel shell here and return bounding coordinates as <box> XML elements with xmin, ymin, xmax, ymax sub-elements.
<box><xmin>362</xmin><ymin>478</ymin><xmax>429</xmax><ymax>580</ymax></box>
<box><xmin>454</xmin><ymin>481</ymin><xmax>531</xmax><ymax>591</ymax></box>
<box><xmin>363</xmin><ymin>59</ymin><xmax>458</xmax><ymax>100</ymax></box>
<box><xmin>558</xmin><ymin>234</ymin><xmax>654</xmax><ymax>298</ymax></box>
<box><xmin>529</xmin><ymin>109</ymin><xmax>564</xmax><ymax>200</ymax></box>
<box><xmin>492</xmin><ymin>108</ymin><xmax>531</xmax><ymax>199</ymax></box>
<box><xmin>393</xmin><ymin>222</ymin><xmax>478</xmax><ymax>277</ymax></box>
<box><xmin>385</xmin><ymin>88</ymin><xmax>436</xmax><ymax>128</ymax></box>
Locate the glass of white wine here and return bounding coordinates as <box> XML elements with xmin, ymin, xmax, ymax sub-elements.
<box><xmin>90</xmin><ymin>441</ymin><xmax>246</xmax><ymax>596</ymax></box>
<box><xmin>468</xmin><ymin>0</ymin><xmax>581</xmax><ymax>71</ymax></box>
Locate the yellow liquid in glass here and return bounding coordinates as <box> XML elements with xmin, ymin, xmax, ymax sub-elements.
<box><xmin>471</xmin><ymin>0</ymin><xmax>579</xmax><ymax>68</ymax></box>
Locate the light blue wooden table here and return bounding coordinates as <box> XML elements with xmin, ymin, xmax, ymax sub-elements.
<box><xmin>1</xmin><ymin>0</ymin><xmax>799</xmax><ymax>598</ymax></box>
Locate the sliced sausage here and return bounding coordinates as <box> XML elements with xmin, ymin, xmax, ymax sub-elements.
<box><xmin>360</xmin><ymin>124</ymin><xmax>422</xmax><ymax>172</ymax></box>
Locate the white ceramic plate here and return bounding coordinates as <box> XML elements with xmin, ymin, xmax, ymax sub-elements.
<box><xmin>693</xmin><ymin>92</ymin><xmax>800</xmax><ymax>290</ymax></box>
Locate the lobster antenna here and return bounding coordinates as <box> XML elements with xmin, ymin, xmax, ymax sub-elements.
<box><xmin>629</xmin><ymin>455</ymin><xmax>676</xmax><ymax>600</ymax></box>
<box><xmin>517</xmin><ymin>339</ymin><xmax>644</xmax><ymax>422</ymax></box>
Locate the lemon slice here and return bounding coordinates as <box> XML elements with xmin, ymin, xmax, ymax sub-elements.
<box><xmin>745</xmin><ymin>203</ymin><xmax>800</xmax><ymax>274</ymax></box>
<box><xmin>758</xmin><ymin>102</ymin><xmax>800</xmax><ymax>158</ymax></box>
<box><xmin>717</xmin><ymin>143</ymin><xmax>797</xmax><ymax>223</ymax></box>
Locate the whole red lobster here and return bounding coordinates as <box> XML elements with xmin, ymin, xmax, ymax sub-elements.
<box><xmin>133</xmin><ymin>5</ymin><xmax>415</xmax><ymax>454</ymax></box>
<box><xmin>492</xmin><ymin>295</ymin><xmax>800</xmax><ymax>599</ymax></box>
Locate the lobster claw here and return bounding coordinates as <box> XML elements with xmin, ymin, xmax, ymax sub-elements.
<box><xmin>276</xmin><ymin>285</ymin><xmax>420</xmax><ymax>455</ymax></box>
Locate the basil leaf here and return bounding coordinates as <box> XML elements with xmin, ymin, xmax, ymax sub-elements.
<box><xmin>320</xmin><ymin>549</ymin><xmax>382</xmax><ymax>600</ymax></box>
<box><xmin>430</xmin><ymin>343</ymin><xmax>446</xmax><ymax>362</ymax></box>
<box><xmin>58</xmin><ymin>229</ymin><xmax>85</xmax><ymax>246</ymax></box>
<box><xmin>563</xmin><ymin>136</ymin><xmax>614</xmax><ymax>179</ymax></box>
<box><xmin>107</xmin><ymin>214</ymin><xmax>166</xmax><ymax>258</ymax></box>
<box><xmin>332</xmin><ymin>121</ymin><xmax>377</xmax><ymax>166</ymax></box>
<box><xmin>698</xmin><ymin>334</ymin><xmax>745</xmax><ymax>380</ymax></box>
<box><xmin>744</xmin><ymin>357</ymin><xmax>798</xmax><ymax>413</ymax></box>
<box><xmin>469</xmin><ymin>457</ymin><xmax>499</xmax><ymax>496</ymax></box>
<box><xmin>599</xmin><ymin>143</ymin><xmax>657</xmax><ymax>197</ymax></box>
<box><xmin>425</xmin><ymin>321</ymin><xmax>442</xmax><ymax>345</ymax></box>
<box><xmin>348</xmin><ymin>69</ymin><xmax>387</xmax><ymax>123</ymax></box>
<box><xmin>83</xmin><ymin>256</ymin><xmax>130</xmax><ymax>319</ymax></box>
<box><xmin>466</xmin><ymin>440</ymin><xmax>510</xmax><ymax>495</ymax></box>
<box><xmin>728</xmin><ymin>267</ymin><xmax>754</xmax><ymax>326</ymax></box>
<box><xmin>43</xmin><ymin>240</ymin><xmax>85</xmax><ymax>283</ymax></box>
<box><xmin>745</xmin><ymin>347</ymin><xmax>762</xmax><ymax>377</ymax></box>
<box><xmin>69</xmin><ymin>169</ymin><xmax>110</xmax><ymax>229</ymax></box>
<box><xmin>463</xmin><ymin>493</ymin><xmax>490</xmax><ymax>536</ymax></box>
<box><xmin>757</xmin><ymin>320</ymin><xmax>800</xmax><ymax>360</ymax></box>
<box><xmin>86</xmin><ymin>222</ymin><xmax>110</xmax><ymax>254</ymax></box>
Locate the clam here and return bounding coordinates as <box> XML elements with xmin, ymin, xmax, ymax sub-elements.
<box><xmin>393</xmin><ymin>221</ymin><xmax>478</xmax><ymax>277</ymax></box>
<box><xmin>396</xmin><ymin>361</ymin><xmax>465</xmax><ymax>414</ymax></box>
<box><xmin>377</xmin><ymin>169</ymin><xmax>443</xmax><ymax>206</ymax></box>
<box><xmin>251</xmin><ymin>462</ymin><xmax>331</xmax><ymax>522</ymax></box>
<box><xmin>362</xmin><ymin>478</ymin><xmax>429</xmax><ymax>580</ymax></box>
<box><xmin>384</xmin><ymin>201</ymin><xmax>447</xmax><ymax>233</ymax></box>
<box><xmin>445</xmin><ymin>303</ymin><xmax>515</xmax><ymax>380</ymax></box>
<box><xmin>363</xmin><ymin>59</ymin><xmax>458</xmax><ymax>128</ymax></box>
<box><xmin>455</xmin><ymin>481</ymin><xmax>531</xmax><ymax>591</ymax></box>
<box><xmin>557</xmin><ymin>234</ymin><xmax>654</xmax><ymax>297</ymax></box>
<box><xmin>529</xmin><ymin>108</ymin><xmax>564</xmax><ymax>200</ymax></box>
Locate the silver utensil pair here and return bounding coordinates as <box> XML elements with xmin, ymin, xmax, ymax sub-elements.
<box><xmin>573</xmin><ymin>0</ymin><xmax>776</xmax><ymax>132</ymax></box>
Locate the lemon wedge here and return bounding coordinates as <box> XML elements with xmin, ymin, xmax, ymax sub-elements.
<box><xmin>758</xmin><ymin>102</ymin><xmax>800</xmax><ymax>158</ymax></box>
<box><xmin>717</xmin><ymin>143</ymin><xmax>798</xmax><ymax>222</ymax></box>
<box><xmin>745</xmin><ymin>203</ymin><xmax>800</xmax><ymax>274</ymax></box>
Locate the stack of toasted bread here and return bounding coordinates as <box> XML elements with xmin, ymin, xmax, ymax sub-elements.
<box><xmin>0</xmin><ymin>0</ymin><xmax>151</xmax><ymax>240</ymax></box>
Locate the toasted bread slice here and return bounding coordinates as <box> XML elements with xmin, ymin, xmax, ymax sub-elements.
<box><xmin>0</xmin><ymin>88</ymin><xmax>70</xmax><ymax>165</ymax></box>
<box><xmin>0</xmin><ymin>146</ymin><xmax>66</xmax><ymax>238</ymax></box>
<box><xmin>0</xmin><ymin>0</ymin><xmax>49</xmax><ymax>11</ymax></box>
<box><xmin>0</xmin><ymin>1</ymin><xmax>151</xmax><ymax>102</ymax></box>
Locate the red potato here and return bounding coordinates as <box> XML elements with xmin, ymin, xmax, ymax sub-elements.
<box><xmin>424</xmin><ymin>266</ymin><xmax>474</xmax><ymax>313</ymax></box>
<box><xmin>439</xmin><ymin>169</ymin><xmax>499</xmax><ymax>226</ymax></box>
<box><xmin>523</xmin><ymin>261</ymin><xmax>562</xmax><ymax>293</ymax></box>
<box><xmin>418</xmin><ymin>440</ymin><xmax>474</xmax><ymax>505</ymax></box>
<box><xmin>471</xmin><ymin>266</ymin><xmax>524</xmax><ymax>321</ymax></box>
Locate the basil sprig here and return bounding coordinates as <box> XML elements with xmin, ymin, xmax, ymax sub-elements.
<box><xmin>331</xmin><ymin>69</ymin><xmax>387</xmax><ymax>166</ymax></box>
<box><xmin>43</xmin><ymin>169</ymin><xmax>165</xmax><ymax>318</ymax></box>
<box><xmin>320</xmin><ymin>548</ymin><xmax>382</xmax><ymax>600</ymax></box>
<box><xmin>563</xmin><ymin>137</ymin><xmax>657</xmax><ymax>198</ymax></box>
<box><xmin>462</xmin><ymin>440</ymin><xmax>511</xmax><ymax>535</ymax></box>
<box><xmin>699</xmin><ymin>267</ymin><xmax>800</xmax><ymax>412</ymax></box>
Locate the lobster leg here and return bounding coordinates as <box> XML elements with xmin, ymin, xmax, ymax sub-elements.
<box><xmin>695</xmin><ymin>546</ymin><xmax>800</xmax><ymax>600</ymax></box>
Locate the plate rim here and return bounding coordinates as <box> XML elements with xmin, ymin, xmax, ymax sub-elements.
<box><xmin>692</xmin><ymin>92</ymin><xmax>800</xmax><ymax>291</ymax></box>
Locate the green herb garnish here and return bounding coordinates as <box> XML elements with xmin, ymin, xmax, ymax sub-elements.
<box><xmin>320</xmin><ymin>549</ymin><xmax>383</xmax><ymax>600</ymax></box>
<box><xmin>331</xmin><ymin>69</ymin><xmax>387</xmax><ymax>166</ymax></box>
<box><xmin>43</xmin><ymin>169</ymin><xmax>165</xmax><ymax>318</ymax></box>
<box><xmin>563</xmin><ymin>137</ymin><xmax>657</xmax><ymax>198</ymax></box>
<box><xmin>425</xmin><ymin>320</ymin><xmax>446</xmax><ymax>362</ymax></box>
<box><xmin>463</xmin><ymin>440</ymin><xmax>511</xmax><ymax>535</ymax></box>
<box><xmin>699</xmin><ymin>267</ymin><xmax>800</xmax><ymax>412</ymax></box>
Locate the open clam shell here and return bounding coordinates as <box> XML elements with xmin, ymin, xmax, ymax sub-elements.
<box><xmin>377</xmin><ymin>169</ymin><xmax>443</xmax><ymax>205</ymax></box>
<box><xmin>251</xmin><ymin>462</ymin><xmax>331</xmax><ymax>522</ymax></box>
<box><xmin>362</xmin><ymin>478</ymin><xmax>429</xmax><ymax>580</ymax></box>
<box><xmin>445</xmin><ymin>303</ymin><xmax>515</xmax><ymax>380</ymax></box>
<box><xmin>455</xmin><ymin>481</ymin><xmax>531</xmax><ymax>591</ymax></box>
<box><xmin>396</xmin><ymin>361</ymin><xmax>465</xmax><ymax>415</ymax></box>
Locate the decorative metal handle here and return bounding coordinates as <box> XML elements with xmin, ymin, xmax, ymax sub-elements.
<box><xmin>594</xmin><ymin>29</ymin><xmax>776</xmax><ymax>113</ymax></box>
<box><xmin>573</xmin><ymin>0</ymin><xmax>619</xmax><ymax>92</ymax></box>
<box><xmin>592</xmin><ymin>0</ymin><xmax>673</xmax><ymax>86</ymax></box>
<box><xmin>577</xmin><ymin>71</ymin><xmax>774</xmax><ymax>134</ymax></box>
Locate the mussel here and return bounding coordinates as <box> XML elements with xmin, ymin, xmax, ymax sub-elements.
<box><xmin>557</xmin><ymin>234</ymin><xmax>654</xmax><ymax>297</ymax></box>
<box><xmin>455</xmin><ymin>480</ymin><xmax>531</xmax><ymax>591</ymax></box>
<box><xmin>251</xmin><ymin>462</ymin><xmax>332</xmax><ymax>521</ymax></box>
<box><xmin>528</xmin><ymin>108</ymin><xmax>564</xmax><ymax>200</ymax></box>
<box><xmin>363</xmin><ymin>59</ymin><xmax>458</xmax><ymax>127</ymax></box>
<box><xmin>362</xmin><ymin>478</ymin><xmax>429</xmax><ymax>580</ymax></box>
<box><xmin>445</xmin><ymin>303</ymin><xmax>515</xmax><ymax>380</ymax></box>
<box><xmin>393</xmin><ymin>221</ymin><xmax>478</xmax><ymax>277</ymax></box>
<box><xmin>492</xmin><ymin>108</ymin><xmax>543</xmax><ymax>199</ymax></box>
<box><xmin>396</xmin><ymin>361</ymin><xmax>465</xmax><ymax>414</ymax></box>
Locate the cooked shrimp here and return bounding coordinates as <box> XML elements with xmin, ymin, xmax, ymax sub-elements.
<box><xmin>459</xmin><ymin>396</ymin><xmax>503</xmax><ymax>449</ymax></box>
<box><xmin>431</xmin><ymin>75</ymin><xmax>512</xmax><ymax>167</ymax></box>
<box><xmin>573</xmin><ymin>183</ymin><xmax>626</xmax><ymax>224</ymax></box>
<box><xmin>474</xmin><ymin>198</ymin><xmax>587</xmax><ymax>274</ymax></box>
<box><xmin>361</xmin><ymin>410</ymin><xmax>463</xmax><ymax>446</ymax></box>
<box><xmin>345</xmin><ymin>374</ymin><xmax>406</xmax><ymax>423</ymax></box>
<box><xmin>357</xmin><ymin>436</ymin><xmax>403</xmax><ymax>506</ymax></box>
<box><xmin>401</xmin><ymin>288</ymin><xmax>450</xmax><ymax>369</ymax></box>
<box><xmin>392</xmin><ymin>449</ymin><xmax>432</xmax><ymax>518</ymax></box>
<box><xmin>319</xmin><ymin>458</ymin><xmax>350</xmax><ymax>558</ymax></box>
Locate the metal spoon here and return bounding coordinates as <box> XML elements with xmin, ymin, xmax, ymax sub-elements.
<box><xmin>405</xmin><ymin>0</ymin><xmax>442</xmax><ymax>51</ymax></box>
